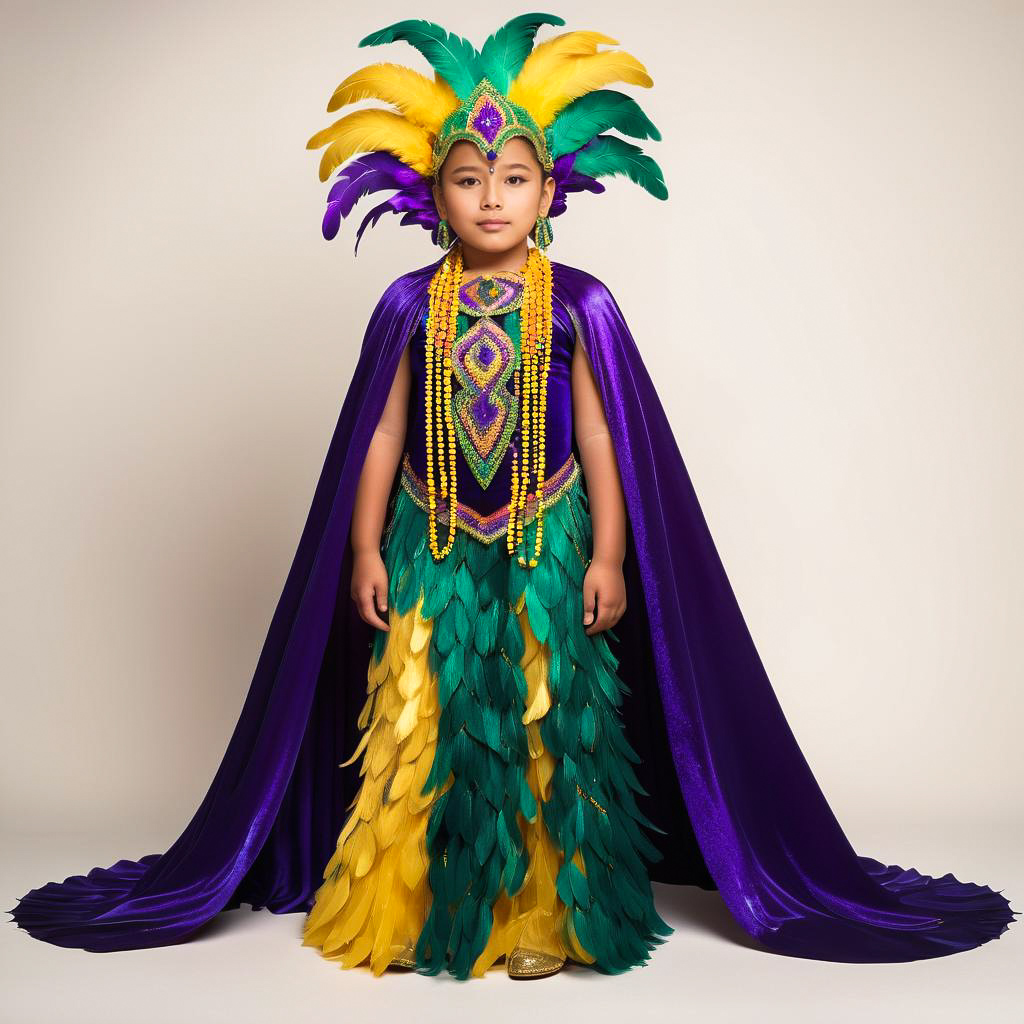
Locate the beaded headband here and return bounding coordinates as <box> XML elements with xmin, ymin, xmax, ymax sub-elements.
<box><xmin>306</xmin><ymin>14</ymin><xmax>668</xmax><ymax>252</ymax></box>
<box><xmin>432</xmin><ymin>77</ymin><xmax>554</xmax><ymax>177</ymax></box>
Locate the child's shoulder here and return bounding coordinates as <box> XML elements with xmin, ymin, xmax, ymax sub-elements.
<box><xmin>550</xmin><ymin>258</ymin><xmax>615</xmax><ymax>305</ymax></box>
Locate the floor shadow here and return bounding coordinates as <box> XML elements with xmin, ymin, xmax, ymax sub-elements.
<box><xmin>654</xmin><ymin>882</ymin><xmax>765</xmax><ymax>953</ymax></box>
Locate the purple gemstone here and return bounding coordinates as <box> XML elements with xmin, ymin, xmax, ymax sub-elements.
<box><xmin>471</xmin><ymin>101</ymin><xmax>504</xmax><ymax>144</ymax></box>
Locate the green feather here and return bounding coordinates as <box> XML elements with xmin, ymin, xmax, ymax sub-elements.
<box><xmin>454</xmin><ymin>561</ymin><xmax>475</xmax><ymax>607</ymax></box>
<box><xmin>460</xmin><ymin>894</ymin><xmax>479</xmax><ymax>944</ymax></box>
<box><xmin>519</xmin><ymin>776</ymin><xmax>538</xmax><ymax>821</ymax></box>
<box><xmin>524</xmin><ymin>584</ymin><xmax>550</xmax><ymax>644</ymax></box>
<box><xmin>568</xmin><ymin>861</ymin><xmax>591</xmax><ymax>908</ymax></box>
<box><xmin>482</xmin><ymin>701</ymin><xmax>501</xmax><ymax>751</ymax></box>
<box><xmin>447</xmin><ymin>684</ymin><xmax>471</xmax><ymax>732</ymax></box>
<box><xmin>358</xmin><ymin>19</ymin><xmax>481</xmax><ymax>100</ymax></box>
<box><xmin>555</xmin><ymin>862</ymin><xmax>575</xmax><ymax>906</ymax></box>
<box><xmin>474</xmin><ymin>812</ymin><xmax>496</xmax><ymax>863</ymax></box>
<box><xmin>426</xmin><ymin>794</ymin><xmax>447</xmax><ymax>847</ymax></box>
<box><xmin>532</xmin><ymin>555</ymin><xmax>564</xmax><ymax>608</ymax></box>
<box><xmin>420</xmin><ymin>565</ymin><xmax>454</xmax><ymax>619</ymax></box>
<box><xmin>472</xmin><ymin>901</ymin><xmax>493</xmax><ymax>952</ymax></box>
<box><xmin>455</xmin><ymin>599</ymin><xmax>473</xmax><ymax>645</ymax></box>
<box><xmin>572</xmin><ymin>134</ymin><xmax>669</xmax><ymax>200</ymax></box>
<box><xmin>581</xmin><ymin>702</ymin><xmax>598</xmax><ymax>750</ymax></box>
<box><xmin>495</xmin><ymin>808</ymin><xmax>512</xmax><ymax>857</ymax></box>
<box><xmin>548</xmin><ymin>645</ymin><xmax>564</xmax><ymax>700</ymax></box>
<box><xmin>507</xmin><ymin>847</ymin><xmax>528</xmax><ymax>893</ymax></box>
<box><xmin>473</xmin><ymin>604</ymin><xmax>494</xmax><ymax>655</ymax></box>
<box><xmin>477</xmin><ymin>13</ymin><xmax>566</xmax><ymax>92</ymax></box>
<box><xmin>458</xmin><ymin>784</ymin><xmax>476</xmax><ymax>843</ymax></box>
<box><xmin>438</xmin><ymin>645</ymin><xmax>464</xmax><ymax>704</ymax></box>
<box><xmin>551</xmin><ymin>89</ymin><xmax>662</xmax><ymax>159</ymax></box>
<box><xmin>572</xmin><ymin>907</ymin><xmax>595</xmax><ymax>957</ymax></box>
<box><xmin>434</xmin><ymin>606</ymin><xmax>456</xmax><ymax>656</ymax></box>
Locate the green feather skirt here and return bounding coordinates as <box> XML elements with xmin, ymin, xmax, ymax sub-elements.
<box><xmin>302</xmin><ymin>475</ymin><xmax>674</xmax><ymax>979</ymax></box>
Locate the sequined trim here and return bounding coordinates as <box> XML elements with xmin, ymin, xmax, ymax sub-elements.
<box><xmin>399</xmin><ymin>451</ymin><xmax>580</xmax><ymax>545</ymax></box>
<box><xmin>452</xmin><ymin>316</ymin><xmax>519</xmax><ymax>488</ymax></box>
<box><xmin>459</xmin><ymin>272</ymin><xmax>524</xmax><ymax>316</ymax></box>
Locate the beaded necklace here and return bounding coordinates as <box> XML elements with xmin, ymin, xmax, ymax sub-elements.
<box><xmin>424</xmin><ymin>240</ymin><xmax>553</xmax><ymax>567</ymax></box>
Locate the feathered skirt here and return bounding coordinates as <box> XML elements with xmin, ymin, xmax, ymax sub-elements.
<box><xmin>301</xmin><ymin>472</ymin><xmax>673</xmax><ymax>979</ymax></box>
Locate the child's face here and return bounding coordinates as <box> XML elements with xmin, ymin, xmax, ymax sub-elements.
<box><xmin>432</xmin><ymin>136</ymin><xmax>555</xmax><ymax>256</ymax></box>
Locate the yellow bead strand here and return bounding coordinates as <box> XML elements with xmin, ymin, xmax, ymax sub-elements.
<box><xmin>424</xmin><ymin>242</ymin><xmax>463</xmax><ymax>560</ymax></box>
<box><xmin>506</xmin><ymin>246</ymin><xmax>554</xmax><ymax>567</ymax></box>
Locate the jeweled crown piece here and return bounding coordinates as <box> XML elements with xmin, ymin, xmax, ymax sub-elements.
<box><xmin>432</xmin><ymin>78</ymin><xmax>554</xmax><ymax>177</ymax></box>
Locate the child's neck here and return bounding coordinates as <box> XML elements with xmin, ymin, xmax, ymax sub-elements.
<box><xmin>457</xmin><ymin>239</ymin><xmax>530</xmax><ymax>281</ymax></box>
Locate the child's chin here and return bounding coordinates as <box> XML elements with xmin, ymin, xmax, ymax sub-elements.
<box><xmin>462</xmin><ymin>228</ymin><xmax>526</xmax><ymax>251</ymax></box>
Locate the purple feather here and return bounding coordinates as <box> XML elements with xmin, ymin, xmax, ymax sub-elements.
<box><xmin>548</xmin><ymin>151</ymin><xmax>605</xmax><ymax>218</ymax></box>
<box><xmin>321</xmin><ymin>152</ymin><xmax>436</xmax><ymax>247</ymax></box>
<box><xmin>319</xmin><ymin>148</ymin><xmax>610</xmax><ymax>252</ymax></box>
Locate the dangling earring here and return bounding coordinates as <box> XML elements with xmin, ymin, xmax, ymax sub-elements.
<box><xmin>436</xmin><ymin>218</ymin><xmax>453</xmax><ymax>249</ymax></box>
<box><xmin>533</xmin><ymin>213</ymin><xmax>553</xmax><ymax>250</ymax></box>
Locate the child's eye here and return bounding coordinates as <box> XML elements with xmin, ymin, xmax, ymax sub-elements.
<box><xmin>507</xmin><ymin>175</ymin><xmax>524</xmax><ymax>184</ymax></box>
<box><xmin>457</xmin><ymin>176</ymin><xmax>479</xmax><ymax>186</ymax></box>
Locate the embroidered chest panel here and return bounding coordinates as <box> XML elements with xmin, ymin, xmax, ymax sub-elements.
<box><xmin>452</xmin><ymin>271</ymin><xmax>524</xmax><ymax>490</ymax></box>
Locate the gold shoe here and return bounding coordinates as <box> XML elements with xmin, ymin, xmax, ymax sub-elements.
<box><xmin>389</xmin><ymin>944</ymin><xmax>418</xmax><ymax>969</ymax></box>
<box><xmin>506</xmin><ymin>946</ymin><xmax>566</xmax><ymax>979</ymax></box>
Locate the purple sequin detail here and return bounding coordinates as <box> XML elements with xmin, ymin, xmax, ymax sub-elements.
<box><xmin>459</xmin><ymin>275</ymin><xmax>522</xmax><ymax>315</ymax></box>
<box><xmin>472</xmin><ymin>100</ymin><xmax>504</xmax><ymax>144</ymax></box>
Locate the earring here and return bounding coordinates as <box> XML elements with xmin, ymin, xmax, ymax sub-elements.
<box><xmin>533</xmin><ymin>213</ymin><xmax>553</xmax><ymax>250</ymax></box>
<box><xmin>436</xmin><ymin>218</ymin><xmax>453</xmax><ymax>249</ymax></box>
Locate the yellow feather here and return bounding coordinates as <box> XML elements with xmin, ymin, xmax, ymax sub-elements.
<box><xmin>338</xmin><ymin>714</ymin><xmax>376</xmax><ymax>768</ymax></box>
<box><xmin>507</xmin><ymin>30</ymin><xmax>619</xmax><ymax>122</ymax></box>
<box><xmin>394</xmin><ymin>692</ymin><xmax>422</xmax><ymax>743</ymax></box>
<box><xmin>326</xmin><ymin>62</ymin><xmax>458</xmax><ymax>133</ymax></box>
<box><xmin>376</xmin><ymin>798</ymin><xmax>408</xmax><ymax>849</ymax></box>
<box><xmin>306</xmin><ymin>108</ymin><xmax>434</xmax><ymax>180</ymax></box>
<box><xmin>522</xmin><ymin>51</ymin><xmax>654</xmax><ymax>127</ymax></box>
<box><xmin>399</xmin><ymin>834</ymin><xmax>427</xmax><ymax>889</ymax></box>
<box><xmin>352</xmin><ymin>824</ymin><xmax>377</xmax><ymax>878</ymax></box>
<box><xmin>507</xmin><ymin>32</ymin><xmax>651</xmax><ymax>127</ymax></box>
<box><xmin>338</xmin><ymin>929</ymin><xmax>375</xmax><ymax>969</ymax></box>
<box><xmin>387</xmin><ymin>761</ymin><xmax>416</xmax><ymax>801</ymax></box>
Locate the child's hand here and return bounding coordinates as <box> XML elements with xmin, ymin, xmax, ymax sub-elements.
<box><xmin>582</xmin><ymin>558</ymin><xmax>626</xmax><ymax>635</ymax></box>
<box><xmin>351</xmin><ymin>549</ymin><xmax>390</xmax><ymax>631</ymax></box>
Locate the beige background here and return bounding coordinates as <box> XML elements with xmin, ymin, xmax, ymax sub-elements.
<box><xmin>2</xmin><ymin>1</ymin><xmax>1021</xmax><ymax>1021</ymax></box>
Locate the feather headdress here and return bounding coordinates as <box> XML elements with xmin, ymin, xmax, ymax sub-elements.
<box><xmin>307</xmin><ymin>14</ymin><xmax>667</xmax><ymax>252</ymax></box>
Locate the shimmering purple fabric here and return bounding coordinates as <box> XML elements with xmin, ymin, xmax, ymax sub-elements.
<box><xmin>404</xmin><ymin>299</ymin><xmax>575</xmax><ymax>518</ymax></box>
<box><xmin>9</xmin><ymin>255</ymin><xmax>1016</xmax><ymax>960</ymax></box>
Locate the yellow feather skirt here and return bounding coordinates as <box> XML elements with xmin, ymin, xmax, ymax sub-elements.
<box><xmin>301</xmin><ymin>591</ymin><xmax>596</xmax><ymax>977</ymax></box>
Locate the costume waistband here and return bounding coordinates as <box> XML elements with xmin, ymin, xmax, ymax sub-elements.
<box><xmin>399</xmin><ymin>451</ymin><xmax>580</xmax><ymax>545</ymax></box>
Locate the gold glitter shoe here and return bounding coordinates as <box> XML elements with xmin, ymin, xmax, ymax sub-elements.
<box><xmin>506</xmin><ymin>946</ymin><xmax>566</xmax><ymax>979</ymax></box>
<box><xmin>389</xmin><ymin>944</ymin><xmax>418</xmax><ymax>970</ymax></box>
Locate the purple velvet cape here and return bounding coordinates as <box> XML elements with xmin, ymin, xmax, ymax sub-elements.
<box><xmin>9</xmin><ymin>254</ymin><xmax>1016</xmax><ymax>962</ymax></box>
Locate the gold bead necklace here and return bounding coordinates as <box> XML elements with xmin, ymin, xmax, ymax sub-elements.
<box><xmin>423</xmin><ymin>240</ymin><xmax>553</xmax><ymax>566</ymax></box>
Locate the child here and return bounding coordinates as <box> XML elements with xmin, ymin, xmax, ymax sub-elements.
<box><xmin>10</xmin><ymin>13</ymin><xmax>1015</xmax><ymax>979</ymax></box>
<box><xmin>300</xmin><ymin>125</ymin><xmax>674</xmax><ymax>975</ymax></box>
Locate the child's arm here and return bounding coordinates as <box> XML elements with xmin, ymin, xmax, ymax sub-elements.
<box><xmin>350</xmin><ymin>346</ymin><xmax>412</xmax><ymax>631</ymax></box>
<box><xmin>570</xmin><ymin>337</ymin><xmax>628</xmax><ymax>635</ymax></box>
